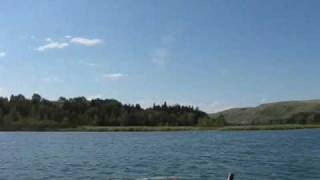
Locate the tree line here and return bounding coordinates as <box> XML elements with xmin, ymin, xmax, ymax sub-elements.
<box><xmin>0</xmin><ymin>94</ymin><xmax>225</xmax><ymax>130</ymax></box>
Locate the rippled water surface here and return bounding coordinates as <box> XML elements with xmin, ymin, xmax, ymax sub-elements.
<box><xmin>0</xmin><ymin>129</ymin><xmax>320</xmax><ymax>179</ymax></box>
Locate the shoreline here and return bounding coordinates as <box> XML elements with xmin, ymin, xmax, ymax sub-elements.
<box><xmin>1</xmin><ymin>124</ymin><xmax>320</xmax><ymax>132</ymax></box>
<box><xmin>61</xmin><ymin>124</ymin><xmax>320</xmax><ymax>131</ymax></box>
<box><xmin>218</xmin><ymin>124</ymin><xmax>320</xmax><ymax>131</ymax></box>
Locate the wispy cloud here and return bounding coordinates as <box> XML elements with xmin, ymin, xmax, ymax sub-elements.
<box><xmin>0</xmin><ymin>52</ymin><xmax>6</xmax><ymax>58</ymax></box>
<box><xmin>152</xmin><ymin>48</ymin><xmax>170</xmax><ymax>65</ymax></box>
<box><xmin>260</xmin><ymin>98</ymin><xmax>270</xmax><ymax>104</ymax></box>
<box><xmin>161</xmin><ymin>35</ymin><xmax>175</xmax><ymax>45</ymax></box>
<box><xmin>102</xmin><ymin>73</ymin><xmax>125</xmax><ymax>80</ymax></box>
<box><xmin>19</xmin><ymin>35</ymin><xmax>37</xmax><ymax>40</ymax></box>
<box><xmin>0</xmin><ymin>87</ymin><xmax>8</xmax><ymax>97</ymax></box>
<box><xmin>151</xmin><ymin>34</ymin><xmax>175</xmax><ymax>65</ymax></box>
<box><xmin>87</xmin><ymin>63</ymin><xmax>98</xmax><ymax>67</ymax></box>
<box><xmin>201</xmin><ymin>101</ymin><xmax>235</xmax><ymax>113</ymax></box>
<box><xmin>35</xmin><ymin>36</ymin><xmax>102</xmax><ymax>52</ymax></box>
<box><xmin>70</xmin><ymin>37</ymin><xmax>103</xmax><ymax>46</ymax></box>
<box><xmin>79</xmin><ymin>60</ymin><xmax>100</xmax><ymax>69</ymax></box>
<box><xmin>36</xmin><ymin>41</ymin><xmax>69</xmax><ymax>51</ymax></box>
<box><xmin>42</xmin><ymin>76</ymin><xmax>62</xmax><ymax>83</ymax></box>
<box><xmin>134</xmin><ymin>99</ymin><xmax>235</xmax><ymax>113</ymax></box>
<box><xmin>86</xmin><ymin>94</ymin><xmax>102</xmax><ymax>100</ymax></box>
<box><xmin>45</xmin><ymin>38</ymin><xmax>52</xmax><ymax>42</ymax></box>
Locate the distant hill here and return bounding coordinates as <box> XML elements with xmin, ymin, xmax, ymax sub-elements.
<box><xmin>211</xmin><ymin>100</ymin><xmax>320</xmax><ymax>125</ymax></box>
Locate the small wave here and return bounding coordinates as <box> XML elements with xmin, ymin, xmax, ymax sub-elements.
<box><xmin>137</xmin><ymin>176</ymin><xmax>183</xmax><ymax>180</ymax></box>
<box><xmin>0</xmin><ymin>141</ymin><xmax>16</xmax><ymax>145</ymax></box>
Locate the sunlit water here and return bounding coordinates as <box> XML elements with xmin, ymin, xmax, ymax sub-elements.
<box><xmin>0</xmin><ymin>129</ymin><xmax>319</xmax><ymax>179</ymax></box>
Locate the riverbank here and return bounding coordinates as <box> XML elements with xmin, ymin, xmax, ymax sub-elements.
<box><xmin>60</xmin><ymin>126</ymin><xmax>213</xmax><ymax>132</ymax></box>
<box><xmin>218</xmin><ymin>124</ymin><xmax>320</xmax><ymax>131</ymax></box>
<box><xmin>58</xmin><ymin>124</ymin><xmax>320</xmax><ymax>132</ymax></box>
<box><xmin>1</xmin><ymin>124</ymin><xmax>320</xmax><ymax>132</ymax></box>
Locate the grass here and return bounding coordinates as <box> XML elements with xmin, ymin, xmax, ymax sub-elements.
<box><xmin>60</xmin><ymin>126</ymin><xmax>216</xmax><ymax>132</ymax></box>
<box><xmin>57</xmin><ymin>124</ymin><xmax>320</xmax><ymax>132</ymax></box>
<box><xmin>218</xmin><ymin>124</ymin><xmax>320</xmax><ymax>131</ymax></box>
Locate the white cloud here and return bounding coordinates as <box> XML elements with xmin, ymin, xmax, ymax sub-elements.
<box><xmin>86</xmin><ymin>94</ymin><xmax>102</xmax><ymax>100</ymax></box>
<box><xmin>35</xmin><ymin>36</ymin><xmax>101</xmax><ymax>51</ymax></box>
<box><xmin>0</xmin><ymin>52</ymin><xmax>6</xmax><ymax>58</ymax></box>
<box><xmin>36</xmin><ymin>41</ymin><xmax>69</xmax><ymax>52</ymax></box>
<box><xmin>70</xmin><ymin>37</ymin><xmax>103</xmax><ymax>46</ymax></box>
<box><xmin>152</xmin><ymin>48</ymin><xmax>170</xmax><ymax>65</ymax></box>
<box><xmin>103</xmin><ymin>73</ymin><xmax>125</xmax><ymax>80</ymax></box>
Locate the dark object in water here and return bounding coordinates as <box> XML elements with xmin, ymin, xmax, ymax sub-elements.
<box><xmin>227</xmin><ymin>173</ymin><xmax>234</xmax><ymax>180</ymax></box>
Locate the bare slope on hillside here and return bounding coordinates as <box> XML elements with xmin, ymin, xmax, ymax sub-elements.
<box><xmin>211</xmin><ymin>100</ymin><xmax>320</xmax><ymax>125</ymax></box>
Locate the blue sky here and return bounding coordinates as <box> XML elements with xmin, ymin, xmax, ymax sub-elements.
<box><xmin>0</xmin><ymin>0</ymin><xmax>320</xmax><ymax>112</ymax></box>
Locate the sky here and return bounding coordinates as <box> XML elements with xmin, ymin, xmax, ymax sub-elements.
<box><xmin>0</xmin><ymin>0</ymin><xmax>320</xmax><ymax>113</ymax></box>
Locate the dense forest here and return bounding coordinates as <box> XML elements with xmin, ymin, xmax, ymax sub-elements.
<box><xmin>0</xmin><ymin>94</ymin><xmax>224</xmax><ymax>130</ymax></box>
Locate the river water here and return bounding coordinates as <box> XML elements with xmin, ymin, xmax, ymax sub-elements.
<box><xmin>0</xmin><ymin>129</ymin><xmax>319</xmax><ymax>179</ymax></box>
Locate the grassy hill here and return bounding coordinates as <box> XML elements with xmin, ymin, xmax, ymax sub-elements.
<box><xmin>211</xmin><ymin>99</ymin><xmax>320</xmax><ymax>125</ymax></box>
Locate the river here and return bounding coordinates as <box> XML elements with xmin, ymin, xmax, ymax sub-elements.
<box><xmin>0</xmin><ymin>129</ymin><xmax>319</xmax><ymax>179</ymax></box>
